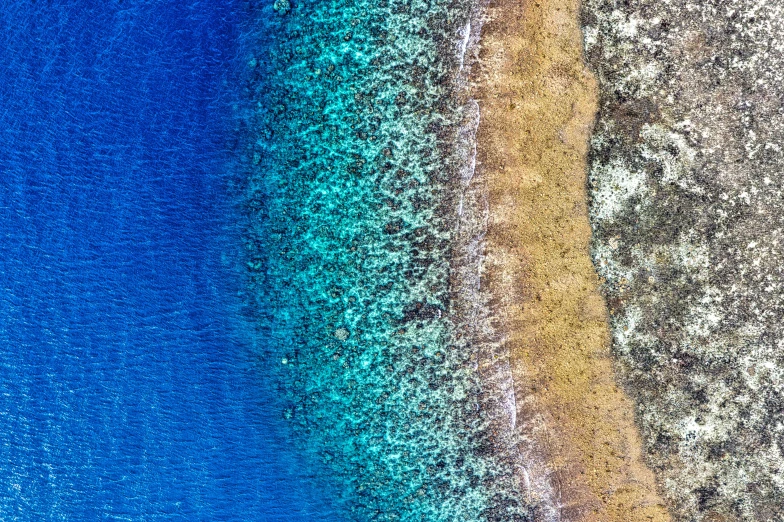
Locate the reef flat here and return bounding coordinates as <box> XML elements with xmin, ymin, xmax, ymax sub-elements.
<box><xmin>583</xmin><ymin>0</ymin><xmax>784</xmax><ymax>519</ymax></box>
<box><xmin>473</xmin><ymin>0</ymin><xmax>669</xmax><ymax>520</ymax></box>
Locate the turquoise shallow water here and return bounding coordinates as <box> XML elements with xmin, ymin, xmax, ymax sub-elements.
<box><xmin>243</xmin><ymin>0</ymin><xmax>530</xmax><ymax>520</ymax></box>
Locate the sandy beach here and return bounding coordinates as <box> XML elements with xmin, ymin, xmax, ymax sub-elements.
<box><xmin>472</xmin><ymin>0</ymin><xmax>671</xmax><ymax>519</ymax></box>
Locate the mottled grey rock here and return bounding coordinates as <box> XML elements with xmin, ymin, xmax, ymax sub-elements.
<box><xmin>583</xmin><ymin>0</ymin><xmax>784</xmax><ymax>520</ymax></box>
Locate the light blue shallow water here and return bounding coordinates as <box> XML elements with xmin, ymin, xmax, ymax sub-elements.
<box><xmin>243</xmin><ymin>1</ymin><xmax>530</xmax><ymax>520</ymax></box>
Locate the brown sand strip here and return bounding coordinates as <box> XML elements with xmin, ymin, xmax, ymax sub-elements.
<box><xmin>472</xmin><ymin>0</ymin><xmax>671</xmax><ymax>520</ymax></box>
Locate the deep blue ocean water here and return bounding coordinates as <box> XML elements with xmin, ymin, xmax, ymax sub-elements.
<box><xmin>0</xmin><ymin>0</ymin><xmax>532</xmax><ymax>520</ymax></box>
<box><xmin>0</xmin><ymin>1</ymin><xmax>342</xmax><ymax>520</ymax></box>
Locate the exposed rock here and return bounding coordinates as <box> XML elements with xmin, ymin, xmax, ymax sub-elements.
<box><xmin>583</xmin><ymin>0</ymin><xmax>784</xmax><ymax>519</ymax></box>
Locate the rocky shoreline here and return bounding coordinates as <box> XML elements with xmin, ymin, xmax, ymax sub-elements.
<box><xmin>583</xmin><ymin>0</ymin><xmax>784</xmax><ymax>519</ymax></box>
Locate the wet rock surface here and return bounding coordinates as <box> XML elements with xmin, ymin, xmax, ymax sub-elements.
<box><xmin>583</xmin><ymin>0</ymin><xmax>784</xmax><ymax>519</ymax></box>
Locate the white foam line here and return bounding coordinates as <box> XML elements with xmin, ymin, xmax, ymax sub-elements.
<box><xmin>458</xmin><ymin>20</ymin><xmax>471</xmax><ymax>71</ymax></box>
<box><xmin>458</xmin><ymin>99</ymin><xmax>481</xmax><ymax>187</ymax></box>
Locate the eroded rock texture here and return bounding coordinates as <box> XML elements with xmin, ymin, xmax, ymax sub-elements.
<box><xmin>583</xmin><ymin>0</ymin><xmax>784</xmax><ymax>520</ymax></box>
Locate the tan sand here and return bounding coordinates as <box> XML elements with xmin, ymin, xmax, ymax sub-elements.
<box><xmin>472</xmin><ymin>0</ymin><xmax>672</xmax><ymax>520</ymax></box>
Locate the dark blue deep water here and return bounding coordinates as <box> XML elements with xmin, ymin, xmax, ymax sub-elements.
<box><xmin>0</xmin><ymin>1</ymin><xmax>340</xmax><ymax>520</ymax></box>
<box><xmin>0</xmin><ymin>0</ymin><xmax>531</xmax><ymax>520</ymax></box>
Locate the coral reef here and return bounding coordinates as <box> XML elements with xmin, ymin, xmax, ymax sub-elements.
<box><xmin>242</xmin><ymin>0</ymin><xmax>529</xmax><ymax>519</ymax></box>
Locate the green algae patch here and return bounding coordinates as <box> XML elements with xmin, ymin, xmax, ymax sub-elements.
<box><xmin>473</xmin><ymin>0</ymin><xmax>672</xmax><ymax>519</ymax></box>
